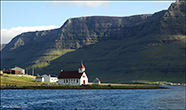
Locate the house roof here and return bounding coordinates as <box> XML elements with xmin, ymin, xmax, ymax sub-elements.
<box><xmin>51</xmin><ymin>74</ymin><xmax>58</xmax><ymax>77</ymax></box>
<box><xmin>58</xmin><ymin>71</ymin><xmax>89</xmax><ymax>79</ymax></box>
<box><xmin>93</xmin><ymin>78</ymin><xmax>101</xmax><ymax>82</ymax></box>
<box><xmin>78</xmin><ymin>63</ymin><xmax>85</xmax><ymax>69</ymax></box>
<box><xmin>96</xmin><ymin>78</ymin><xmax>100</xmax><ymax>82</ymax></box>
<box><xmin>41</xmin><ymin>74</ymin><xmax>57</xmax><ymax>78</ymax></box>
<box><xmin>41</xmin><ymin>74</ymin><xmax>48</xmax><ymax>77</ymax></box>
<box><xmin>10</xmin><ymin>67</ymin><xmax>24</xmax><ymax>71</ymax></box>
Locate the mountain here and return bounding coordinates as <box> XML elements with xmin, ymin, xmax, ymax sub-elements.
<box><xmin>1</xmin><ymin>1</ymin><xmax>185</xmax><ymax>83</ymax></box>
<box><xmin>0</xmin><ymin>44</ymin><xmax>6</xmax><ymax>50</ymax></box>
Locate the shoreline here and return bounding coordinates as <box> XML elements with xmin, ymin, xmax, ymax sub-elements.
<box><xmin>0</xmin><ymin>85</ymin><xmax>168</xmax><ymax>90</ymax></box>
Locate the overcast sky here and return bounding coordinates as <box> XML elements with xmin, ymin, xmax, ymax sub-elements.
<box><xmin>1</xmin><ymin>1</ymin><xmax>174</xmax><ymax>44</ymax></box>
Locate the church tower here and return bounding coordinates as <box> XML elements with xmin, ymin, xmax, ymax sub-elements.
<box><xmin>78</xmin><ymin>63</ymin><xmax>85</xmax><ymax>73</ymax></box>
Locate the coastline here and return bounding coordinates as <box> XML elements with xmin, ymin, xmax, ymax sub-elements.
<box><xmin>0</xmin><ymin>85</ymin><xmax>168</xmax><ymax>90</ymax></box>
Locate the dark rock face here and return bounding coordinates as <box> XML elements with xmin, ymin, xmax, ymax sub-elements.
<box><xmin>1</xmin><ymin>2</ymin><xmax>185</xmax><ymax>83</ymax></box>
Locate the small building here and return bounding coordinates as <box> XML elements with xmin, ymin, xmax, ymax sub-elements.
<box><xmin>58</xmin><ymin>63</ymin><xmax>89</xmax><ymax>85</ymax></box>
<box><xmin>3</xmin><ymin>70</ymin><xmax>22</xmax><ymax>75</ymax></box>
<box><xmin>35</xmin><ymin>77</ymin><xmax>44</xmax><ymax>82</ymax></box>
<box><xmin>40</xmin><ymin>74</ymin><xmax>58</xmax><ymax>82</ymax></box>
<box><xmin>10</xmin><ymin>66</ymin><xmax>25</xmax><ymax>75</ymax></box>
<box><xmin>93</xmin><ymin>78</ymin><xmax>101</xmax><ymax>85</ymax></box>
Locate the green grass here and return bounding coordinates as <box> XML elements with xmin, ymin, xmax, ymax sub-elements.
<box><xmin>1</xmin><ymin>73</ymin><xmax>42</xmax><ymax>86</ymax></box>
<box><xmin>27</xmin><ymin>49</ymin><xmax>76</xmax><ymax>69</ymax></box>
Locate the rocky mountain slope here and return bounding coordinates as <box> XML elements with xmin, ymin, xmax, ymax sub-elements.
<box><xmin>1</xmin><ymin>1</ymin><xmax>185</xmax><ymax>83</ymax></box>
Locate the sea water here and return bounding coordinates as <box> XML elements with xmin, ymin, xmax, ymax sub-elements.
<box><xmin>1</xmin><ymin>86</ymin><xmax>185</xmax><ymax>109</ymax></box>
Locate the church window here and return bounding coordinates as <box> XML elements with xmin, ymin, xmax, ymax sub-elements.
<box><xmin>77</xmin><ymin>79</ymin><xmax>78</xmax><ymax>83</ymax></box>
<box><xmin>64</xmin><ymin>80</ymin><xmax>65</xmax><ymax>83</ymax></box>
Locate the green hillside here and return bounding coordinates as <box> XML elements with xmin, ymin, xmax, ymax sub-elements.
<box><xmin>37</xmin><ymin>34</ymin><xmax>185</xmax><ymax>83</ymax></box>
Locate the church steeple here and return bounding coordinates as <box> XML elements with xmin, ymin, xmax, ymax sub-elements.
<box><xmin>78</xmin><ymin>62</ymin><xmax>85</xmax><ymax>73</ymax></box>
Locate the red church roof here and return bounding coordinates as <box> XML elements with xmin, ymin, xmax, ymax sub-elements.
<box><xmin>58</xmin><ymin>71</ymin><xmax>89</xmax><ymax>79</ymax></box>
<box><xmin>78</xmin><ymin>63</ymin><xmax>85</xmax><ymax>69</ymax></box>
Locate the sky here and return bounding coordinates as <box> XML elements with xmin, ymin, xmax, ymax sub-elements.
<box><xmin>1</xmin><ymin>1</ymin><xmax>174</xmax><ymax>44</ymax></box>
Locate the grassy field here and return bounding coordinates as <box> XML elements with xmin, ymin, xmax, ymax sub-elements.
<box><xmin>0</xmin><ymin>73</ymin><xmax>167</xmax><ymax>89</ymax></box>
<box><xmin>0</xmin><ymin>73</ymin><xmax>42</xmax><ymax>86</ymax></box>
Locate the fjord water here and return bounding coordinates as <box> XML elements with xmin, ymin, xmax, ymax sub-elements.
<box><xmin>1</xmin><ymin>86</ymin><xmax>185</xmax><ymax>109</ymax></box>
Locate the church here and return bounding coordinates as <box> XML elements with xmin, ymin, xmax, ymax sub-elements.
<box><xmin>58</xmin><ymin>63</ymin><xmax>89</xmax><ymax>85</ymax></box>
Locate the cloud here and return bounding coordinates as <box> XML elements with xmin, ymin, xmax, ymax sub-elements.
<box><xmin>1</xmin><ymin>25</ymin><xmax>60</xmax><ymax>44</ymax></box>
<box><xmin>48</xmin><ymin>1</ymin><xmax>109</xmax><ymax>9</ymax></box>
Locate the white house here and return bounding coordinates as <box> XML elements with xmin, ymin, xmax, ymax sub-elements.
<box><xmin>35</xmin><ymin>77</ymin><xmax>44</xmax><ymax>82</ymax></box>
<box><xmin>36</xmin><ymin>74</ymin><xmax>58</xmax><ymax>82</ymax></box>
<box><xmin>50</xmin><ymin>75</ymin><xmax>58</xmax><ymax>82</ymax></box>
<box><xmin>93</xmin><ymin>78</ymin><xmax>101</xmax><ymax>85</ymax></box>
<box><xmin>58</xmin><ymin>63</ymin><xmax>89</xmax><ymax>85</ymax></box>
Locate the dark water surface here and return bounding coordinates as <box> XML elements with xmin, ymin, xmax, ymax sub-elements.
<box><xmin>1</xmin><ymin>86</ymin><xmax>185</xmax><ymax>109</ymax></box>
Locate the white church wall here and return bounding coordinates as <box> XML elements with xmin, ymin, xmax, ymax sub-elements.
<box><xmin>80</xmin><ymin>72</ymin><xmax>88</xmax><ymax>85</ymax></box>
<box><xmin>58</xmin><ymin>79</ymin><xmax>80</xmax><ymax>85</ymax></box>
